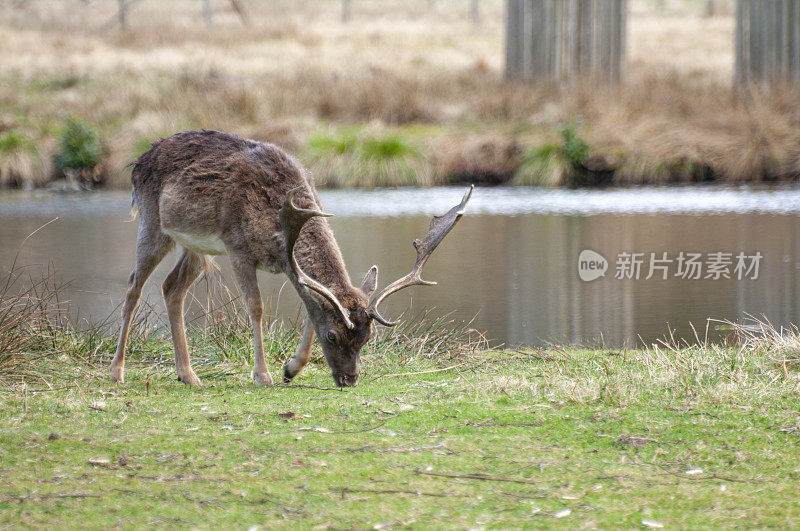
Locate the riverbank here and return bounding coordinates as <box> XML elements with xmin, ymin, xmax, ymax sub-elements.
<box><xmin>3</xmin><ymin>0</ymin><xmax>799</xmax><ymax>190</ymax></box>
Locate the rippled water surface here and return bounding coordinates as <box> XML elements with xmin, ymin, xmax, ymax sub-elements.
<box><xmin>2</xmin><ymin>185</ymin><xmax>800</xmax><ymax>346</ymax></box>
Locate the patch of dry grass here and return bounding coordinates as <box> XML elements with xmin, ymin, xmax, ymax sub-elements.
<box><xmin>469</xmin><ymin>316</ymin><xmax>800</xmax><ymax>407</ymax></box>
<box><xmin>434</xmin><ymin>133</ymin><xmax>521</xmax><ymax>185</ymax></box>
<box><xmin>0</xmin><ymin>131</ymin><xmax>48</xmax><ymax>188</ymax></box>
<box><xmin>723</xmin><ymin>316</ymin><xmax>800</xmax><ymax>373</ymax></box>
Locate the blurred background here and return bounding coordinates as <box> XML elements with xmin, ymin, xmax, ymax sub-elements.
<box><xmin>2</xmin><ymin>0</ymin><xmax>800</xmax><ymax>347</ymax></box>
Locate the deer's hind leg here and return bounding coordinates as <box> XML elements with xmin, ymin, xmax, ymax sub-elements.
<box><xmin>111</xmin><ymin>225</ymin><xmax>173</xmax><ymax>384</ymax></box>
<box><xmin>162</xmin><ymin>249</ymin><xmax>205</xmax><ymax>387</ymax></box>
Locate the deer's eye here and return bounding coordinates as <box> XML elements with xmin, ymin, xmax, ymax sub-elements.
<box><xmin>326</xmin><ymin>331</ymin><xmax>338</xmax><ymax>344</ymax></box>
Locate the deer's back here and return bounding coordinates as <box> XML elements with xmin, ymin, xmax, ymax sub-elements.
<box><xmin>132</xmin><ymin>129</ymin><xmax>317</xmax><ymax>225</ymax></box>
<box><xmin>131</xmin><ymin>130</ymin><xmax>331</xmax><ymax>269</ymax></box>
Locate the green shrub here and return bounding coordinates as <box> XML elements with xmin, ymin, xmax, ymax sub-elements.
<box><xmin>558</xmin><ymin>118</ymin><xmax>590</xmax><ymax>168</ymax></box>
<box><xmin>514</xmin><ymin>117</ymin><xmax>590</xmax><ymax>186</ymax></box>
<box><xmin>54</xmin><ymin>118</ymin><xmax>101</xmax><ymax>173</ymax></box>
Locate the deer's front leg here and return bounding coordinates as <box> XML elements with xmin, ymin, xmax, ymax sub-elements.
<box><xmin>283</xmin><ymin>319</ymin><xmax>315</xmax><ymax>383</ymax></box>
<box><xmin>229</xmin><ymin>257</ymin><xmax>274</xmax><ymax>386</ymax></box>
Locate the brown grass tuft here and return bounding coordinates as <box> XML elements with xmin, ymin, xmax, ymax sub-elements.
<box><xmin>433</xmin><ymin>134</ymin><xmax>521</xmax><ymax>185</ymax></box>
<box><xmin>721</xmin><ymin>316</ymin><xmax>800</xmax><ymax>372</ymax></box>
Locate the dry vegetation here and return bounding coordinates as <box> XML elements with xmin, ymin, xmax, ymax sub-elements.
<box><xmin>1</xmin><ymin>0</ymin><xmax>799</xmax><ymax>188</ymax></box>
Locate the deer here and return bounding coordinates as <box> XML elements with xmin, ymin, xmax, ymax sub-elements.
<box><xmin>110</xmin><ymin>130</ymin><xmax>472</xmax><ymax>388</ymax></box>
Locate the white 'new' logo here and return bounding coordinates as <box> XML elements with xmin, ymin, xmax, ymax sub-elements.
<box><xmin>578</xmin><ymin>250</ymin><xmax>608</xmax><ymax>281</ymax></box>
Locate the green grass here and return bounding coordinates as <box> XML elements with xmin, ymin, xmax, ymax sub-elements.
<box><xmin>307</xmin><ymin>127</ymin><xmax>360</xmax><ymax>156</ymax></box>
<box><xmin>514</xmin><ymin>118</ymin><xmax>591</xmax><ymax>187</ymax></box>
<box><xmin>514</xmin><ymin>141</ymin><xmax>566</xmax><ymax>187</ymax></box>
<box><xmin>2</xmin><ymin>267</ymin><xmax>800</xmax><ymax>527</ymax></box>
<box><xmin>0</xmin><ymin>131</ymin><xmax>34</xmax><ymax>154</ymax></box>
<box><xmin>303</xmin><ymin>128</ymin><xmax>428</xmax><ymax>188</ymax></box>
<box><xmin>2</xmin><ymin>332</ymin><xmax>800</xmax><ymax>527</ymax></box>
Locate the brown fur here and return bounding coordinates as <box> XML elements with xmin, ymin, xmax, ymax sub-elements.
<box><xmin>134</xmin><ymin>130</ymin><xmax>353</xmax><ymax>290</ymax></box>
<box><xmin>111</xmin><ymin>130</ymin><xmax>373</xmax><ymax>388</ymax></box>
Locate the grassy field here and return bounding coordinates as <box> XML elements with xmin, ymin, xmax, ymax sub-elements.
<box><xmin>3</xmin><ymin>336</ymin><xmax>800</xmax><ymax>527</ymax></box>
<box><xmin>2</xmin><ymin>265</ymin><xmax>800</xmax><ymax>527</ymax></box>
<box><xmin>2</xmin><ymin>0</ymin><xmax>800</xmax><ymax>189</ymax></box>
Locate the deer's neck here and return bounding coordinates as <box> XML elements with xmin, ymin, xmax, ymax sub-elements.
<box><xmin>290</xmin><ymin>218</ymin><xmax>354</xmax><ymax>296</ymax></box>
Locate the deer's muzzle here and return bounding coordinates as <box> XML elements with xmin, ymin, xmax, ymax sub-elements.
<box><xmin>333</xmin><ymin>372</ymin><xmax>359</xmax><ymax>387</ymax></box>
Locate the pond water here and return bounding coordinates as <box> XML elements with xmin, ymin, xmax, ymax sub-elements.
<box><xmin>2</xmin><ymin>185</ymin><xmax>800</xmax><ymax>347</ymax></box>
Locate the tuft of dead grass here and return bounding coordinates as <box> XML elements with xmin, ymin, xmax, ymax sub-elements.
<box><xmin>469</xmin><ymin>314</ymin><xmax>800</xmax><ymax>406</ymax></box>
<box><xmin>721</xmin><ymin>316</ymin><xmax>800</xmax><ymax>373</ymax></box>
<box><xmin>3</xmin><ymin>252</ymin><xmax>800</xmax><ymax>406</ymax></box>
<box><xmin>434</xmin><ymin>134</ymin><xmax>521</xmax><ymax>185</ymax></box>
<box><xmin>0</xmin><ymin>130</ymin><xmax>49</xmax><ymax>188</ymax></box>
<box><xmin>0</xmin><ymin>263</ymin><xmax>63</xmax><ymax>379</ymax></box>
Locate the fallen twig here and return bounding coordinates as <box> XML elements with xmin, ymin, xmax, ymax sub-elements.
<box><xmin>6</xmin><ymin>492</ymin><xmax>101</xmax><ymax>503</ymax></box>
<box><xmin>351</xmin><ymin>442</ymin><xmax>447</xmax><ymax>453</ymax></box>
<box><xmin>280</xmin><ymin>383</ymin><xmax>343</xmax><ymax>392</ymax></box>
<box><xmin>465</xmin><ymin>420</ymin><xmax>542</xmax><ymax>428</ymax></box>
<box><xmin>370</xmin><ymin>363</ymin><xmax>467</xmax><ymax>379</ymax></box>
<box><xmin>330</xmin><ymin>421</ymin><xmax>386</xmax><ymax>434</ymax></box>
<box><xmin>414</xmin><ymin>469</ymin><xmax>538</xmax><ymax>485</ymax></box>
<box><xmin>340</xmin><ymin>487</ymin><xmax>453</xmax><ymax>498</ymax></box>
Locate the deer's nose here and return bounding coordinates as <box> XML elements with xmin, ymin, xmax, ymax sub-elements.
<box><xmin>334</xmin><ymin>373</ymin><xmax>359</xmax><ymax>387</ymax></box>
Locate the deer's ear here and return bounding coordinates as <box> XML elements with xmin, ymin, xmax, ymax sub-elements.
<box><xmin>361</xmin><ymin>265</ymin><xmax>378</xmax><ymax>297</ymax></box>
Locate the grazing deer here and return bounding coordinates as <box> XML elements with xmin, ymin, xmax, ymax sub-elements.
<box><xmin>110</xmin><ymin>130</ymin><xmax>472</xmax><ymax>387</ymax></box>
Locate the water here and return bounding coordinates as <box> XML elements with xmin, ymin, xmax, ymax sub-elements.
<box><xmin>2</xmin><ymin>185</ymin><xmax>800</xmax><ymax>347</ymax></box>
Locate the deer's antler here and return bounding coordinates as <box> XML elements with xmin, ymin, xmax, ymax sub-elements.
<box><xmin>279</xmin><ymin>187</ymin><xmax>355</xmax><ymax>330</ymax></box>
<box><xmin>367</xmin><ymin>185</ymin><xmax>473</xmax><ymax>326</ymax></box>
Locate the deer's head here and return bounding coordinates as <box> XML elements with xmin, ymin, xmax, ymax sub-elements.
<box><xmin>280</xmin><ymin>186</ymin><xmax>473</xmax><ymax>387</ymax></box>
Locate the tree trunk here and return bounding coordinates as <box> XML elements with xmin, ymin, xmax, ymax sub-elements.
<box><xmin>203</xmin><ymin>0</ymin><xmax>213</xmax><ymax>27</ymax></box>
<box><xmin>342</xmin><ymin>0</ymin><xmax>351</xmax><ymax>23</ymax></box>
<box><xmin>118</xmin><ymin>0</ymin><xmax>128</xmax><ymax>29</ymax></box>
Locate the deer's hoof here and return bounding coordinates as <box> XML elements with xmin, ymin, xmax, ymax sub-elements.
<box><xmin>177</xmin><ymin>371</ymin><xmax>202</xmax><ymax>388</ymax></box>
<box><xmin>110</xmin><ymin>365</ymin><xmax>125</xmax><ymax>384</ymax></box>
<box><xmin>253</xmin><ymin>371</ymin><xmax>274</xmax><ymax>387</ymax></box>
